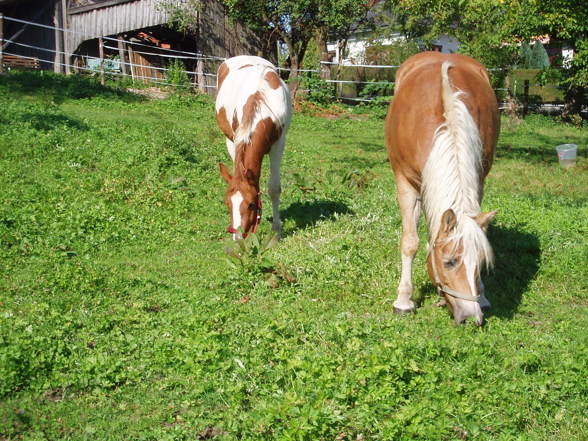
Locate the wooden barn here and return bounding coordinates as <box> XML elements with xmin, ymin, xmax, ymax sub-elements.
<box><xmin>1</xmin><ymin>0</ymin><xmax>274</xmax><ymax>91</ymax></box>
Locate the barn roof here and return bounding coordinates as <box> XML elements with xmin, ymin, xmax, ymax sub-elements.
<box><xmin>66</xmin><ymin>0</ymin><xmax>179</xmax><ymax>53</ymax></box>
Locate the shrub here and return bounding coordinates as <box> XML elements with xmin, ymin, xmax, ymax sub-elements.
<box><xmin>166</xmin><ymin>59</ymin><xmax>191</xmax><ymax>91</ymax></box>
<box><xmin>299</xmin><ymin>74</ymin><xmax>336</xmax><ymax>105</ymax></box>
<box><xmin>530</xmin><ymin>42</ymin><xmax>550</xmax><ymax>69</ymax></box>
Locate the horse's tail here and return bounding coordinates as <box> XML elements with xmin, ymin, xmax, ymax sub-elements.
<box><xmin>233</xmin><ymin>66</ymin><xmax>290</xmax><ymax>151</ymax></box>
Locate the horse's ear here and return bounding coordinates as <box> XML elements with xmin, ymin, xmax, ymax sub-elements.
<box><xmin>473</xmin><ymin>210</ymin><xmax>497</xmax><ymax>233</ymax></box>
<box><xmin>440</xmin><ymin>209</ymin><xmax>457</xmax><ymax>235</ymax></box>
<box><xmin>219</xmin><ymin>162</ymin><xmax>232</xmax><ymax>184</ymax></box>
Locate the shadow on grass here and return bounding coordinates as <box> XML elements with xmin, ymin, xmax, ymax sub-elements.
<box><xmin>355</xmin><ymin>141</ymin><xmax>385</xmax><ymax>153</ymax></box>
<box><xmin>0</xmin><ymin>70</ymin><xmax>143</xmax><ymax>104</ymax></box>
<box><xmin>414</xmin><ymin>225</ymin><xmax>540</xmax><ymax>320</ymax></box>
<box><xmin>497</xmin><ymin>133</ymin><xmax>585</xmax><ymax>163</ymax></box>
<box><xmin>17</xmin><ymin>112</ymin><xmax>89</xmax><ymax>132</ymax></box>
<box><xmin>281</xmin><ymin>200</ymin><xmax>354</xmax><ymax>232</ymax></box>
<box><xmin>484</xmin><ymin>225</ymin><xmax>540</xmax><ymax>319</ymax></box>
<box><xmin>339</xmin><ymin>156</ymin><xmax>385</xmax><ymax>170</ymax></box>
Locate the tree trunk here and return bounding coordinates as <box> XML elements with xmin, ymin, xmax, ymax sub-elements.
<box><xmin>317</xmin><ymin>28</ymin><xmax>330</xmax><ymax>80</ymax></box>
<box><xmin>284</xmin><ymin>39</ymin><xmax>309</xmax><ymax>100</ymax></box>
<box><xmin>562</xmin><ymin>86</ymin><xmax>585</xmax><ymax>121</ymax></box>
<box><xmin>503</xmin><ymin>70</ymin><xmax>521</xmax><ymax>121</ymax></box>
<box><xmin>288</xmin><ymin>51</ymin><xmax>301</xmax><ymax>97</ymax></box>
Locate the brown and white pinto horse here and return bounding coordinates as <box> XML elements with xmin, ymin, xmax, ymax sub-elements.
<box><xmin>385</xmin><ymin>52</ymin><xmax>500</xmax><ymax>325</ymax></box>
<box><xmin>215</xmin><ymin>56</ymin><xmax>291</xmax><ymax>239</ymax></box>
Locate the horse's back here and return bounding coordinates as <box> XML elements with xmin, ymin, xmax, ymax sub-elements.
<box><xmin>215</xmin><ymin>56</ymin><xmax>290</xmax><ymax>143</ymax></box>
<box><xmin>385</xmin><ymin>52</ymin><xmax>499</xmax><ymax>189</ymax></box>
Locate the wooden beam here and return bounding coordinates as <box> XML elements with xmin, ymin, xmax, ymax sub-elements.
<box><xmin>117</xmin><ymin>35</ymin><xmax>127</xmax><ymax>76</ymax></box>
<box><xmin>523</xmin><ymin>80</ymin><xmax>530</xmax><ymax>117</ymax></box>
<box><xmin>98</xmin><ymin>36</ymin><xmax>105</xmax><ymax>86</ymax></box>
<box><xmin>197</xmin><ymin>58</ymin><xmax>205</xmax><ymax>93</ymax></box>
<box><xmin>68</xmin><ymin>0</ymin><xmax>136</xmax><ymax>15</ymax></box>
<box><xmin>54</xmin><ymin>2</ymin><xmax>63</xmax><ymax>73</ymax></box>
<box><xmin>62</xmin><ymin>0</ymin><xmax>70</xmax><ymax>74</ymax></box>
<box><xmin>128</xmin><ymin>43</ymin><xmax>136</xmax><ymax>81</ymax></box>
<box><xmin>0</xmin><ymin>14</ymin><xmax>4</xmax><ymax>74</ymax></box>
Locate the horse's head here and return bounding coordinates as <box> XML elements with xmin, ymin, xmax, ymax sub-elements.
<box><xmin>427</xmin><ymin>208</ymin><xmax>496</xmax><ymax>325</ymax></box>
<box><xmin>219</xmin><ymin>162</ymin><xmax>261</xmax><ymax>239</ymax></box>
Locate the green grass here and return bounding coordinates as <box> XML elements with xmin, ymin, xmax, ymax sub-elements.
<box><xmin>1</xmin><ymin>71</ymin><xmax>587</xmax><ymax>441</ymax></box>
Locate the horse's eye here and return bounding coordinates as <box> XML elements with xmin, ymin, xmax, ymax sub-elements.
<box><xmin>248</xmin><ymin>202</ymin><xmax>257</xmax><ymax>211</ymax></box>
<box><xmin>444</xmin><ymin>258</ymin><xmax>457</xmax><ymax>269</ymax></box>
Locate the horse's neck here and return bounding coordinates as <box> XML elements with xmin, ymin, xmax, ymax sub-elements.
<box><xmin>234</xmin><ymin>147</ymin><xmax>263</xmax><ymax>182</ymax></box>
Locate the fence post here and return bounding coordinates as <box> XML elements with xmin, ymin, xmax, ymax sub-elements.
<box><xmin>127</xmin><ymin>44</ymin><xmax>135</xmax><ymax>81</ymax></box>
<box><xmin>53</xmin><ymin>3</ymin><xmax>64</xmax><ymax>73</ymax></box>
<box><xmin>61</xmin><ymin>0</ymin><xmax>70</xmax><ymax>74</ymax></box>
<box><xmin>523</xmin><ymin>79</ymin><xmax>530</xmax><ymax>117</ymax></box>
<box><xmin>0</xmin><ymin>14</ymin><xmax>4</xmax><ymax>74</ymax></box>
<box><xmin>197</xmin><ymin>57</ymin><xmax>205</xmax><ymax>93</ymax></box>
<box><xmin>117</xmin><ymin>35</ymin><xmax>127</xmax><ymax>77</ymax></box>
<box><xmin>98</xmin><ymin>36</ymin><xmax>105</xmax><ymax>86</ymax></box>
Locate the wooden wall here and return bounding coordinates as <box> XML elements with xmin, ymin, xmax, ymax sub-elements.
<box><xmin>196</xmin><ymin>0</ymin><xmax>276</xmax><ymax>90</ymax></box>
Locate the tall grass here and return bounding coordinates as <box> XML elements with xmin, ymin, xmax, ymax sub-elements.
<box><xmin>1</xmin><ymin>71</ymin><xmax>587</xmax><ymax>440</ymax></box>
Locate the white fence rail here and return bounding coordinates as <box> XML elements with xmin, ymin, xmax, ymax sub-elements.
<box><xmin>0</xmin><ymin>14</ymin><xmax>521</xmax><ymax>106</ymax></box>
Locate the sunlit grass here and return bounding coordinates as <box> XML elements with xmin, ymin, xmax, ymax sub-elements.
<box><xmin>0</xmin><ymin>71</ymin><xmax>587</xmax><ymax>440</ymax></box>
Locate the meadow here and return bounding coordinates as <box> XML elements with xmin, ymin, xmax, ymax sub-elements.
<box><xmin>0</xmin><ymin>71</ymin><xmax>587</xmax><ymax>441</ymax></box>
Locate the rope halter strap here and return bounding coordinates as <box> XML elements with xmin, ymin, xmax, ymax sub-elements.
<box><xmin>429</xmin><ymin>249</ymin><xmax>480</xmax><ymax>303</ymax></box>
<box><xmin>227</xmin><ymin>194</ymin><xmax>262</xmax><ymax>238</ymax></box>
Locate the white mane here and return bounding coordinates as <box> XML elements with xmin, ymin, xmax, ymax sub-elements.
<box><xmin>422</xmin><ymin>62</ymin><xmax>493</xmax><ymax>271</ymax></box>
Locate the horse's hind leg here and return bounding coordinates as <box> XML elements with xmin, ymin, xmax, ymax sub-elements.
<box><xmin>394</xmin><ymin>175</ymin><xmax>421</xmax><ymax>313</ymax></box>
<box><xmin>268</xmin><ymin>135</ymin><xmax>285</xmax><ymax>239</ymax></box>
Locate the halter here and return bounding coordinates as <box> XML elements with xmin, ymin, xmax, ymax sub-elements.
<box><xmin>429</xmin><ymin>248</ymin><xmax>480</xmax><ymax>302</ymax></box>
<box><xmin>227</xmin><ymin>195</ymin><xmax>262</xmax><ymax>238</ymax></box>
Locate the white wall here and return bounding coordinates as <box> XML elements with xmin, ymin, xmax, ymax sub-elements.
<box><xmin>327</xmin><ymin>33</ymin><xmax>460</xmax><ymax>65</ymax></box>
<box><xmin>431</xmin><ymin>35</ymin><xmax>460</xmax><ymax>53</ymax></box>
<box><xmin>327</xmin><ymin>33</ymin><xmax>405</xmax><ymax>65</ymax></box>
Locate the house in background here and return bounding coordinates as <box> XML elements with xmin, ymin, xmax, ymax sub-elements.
<box><xmin>326</xmin><ymin>0</ymin><xmax>460</xmax><ymax>66</ymax></box>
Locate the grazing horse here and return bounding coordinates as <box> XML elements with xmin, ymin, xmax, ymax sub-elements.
<box><xmin>215</xmin><ymin>55</ymin><xmax>291</xmax><ymax>239</ymax></box>
<box><xmin>385</xmin><ymin>52</ymin><xmax>500</xmax><ymax>325</ymax></box>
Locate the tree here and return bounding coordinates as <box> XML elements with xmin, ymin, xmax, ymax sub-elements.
<box><xmin>222</xmin><ymin>0</ymin><xmax>314</xmax><ymax>94</ymax></box>
<box><xmin>511</xmin><ymin>0</ymin><xmax>588</xmax><ymax>117</ymax></box>
<box><xmin>519</xmin><ymin>42</ymin><xmax>533</xmax><ymax>68</ymax></box>
<box><xmin>161</xmin><ymin>0</ymin><xmax>375</xmax><ymax>96</ymax></box>
<box><xmin>530</xmin><ymin>42</ymin><xmax>550</xmax><ymax>69</ymax></box>
<box><xmin>223</xmin><ymin>0</ymin><xmax>374</xmax><ymax>95</ymax></box>
<box><xmin>385</xmin><ymin>0</ymin><xmax>523</xmax><ymax>68</ymax></box>
<box><xmin>315</xmin><ymin>0</ymin><xmax>378</xmax><ymax>80</ymax></box>
<box><xmin>385</xmin><ymin>0</ymin><xmax>587</xmax><ymax>117</ymax></box>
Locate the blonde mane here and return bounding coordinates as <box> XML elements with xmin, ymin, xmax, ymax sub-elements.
<box><xmin>422</xmin><ymin>62</ymin><xmax>493</xmax><ymax>270</ymax></box>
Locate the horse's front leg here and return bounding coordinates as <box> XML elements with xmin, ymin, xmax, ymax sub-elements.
<box><xmin>394</xmin><ymin>175</ymin><xmax>421</xmax><ymax>313</ymax></box>
<box><xmin>268</xmin><ymin>135</ymin><xmax>285</xmax><ymax>239</ymax></box>
<box><xmin>226</xmin><ymin>138</ymin><xmax>236</xmax><ymax>162</ymax></box>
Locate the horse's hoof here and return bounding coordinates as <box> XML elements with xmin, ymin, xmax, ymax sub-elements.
<box><xmin>393</xmin><ymin>306</ymin><xmax>415</xmax><ymax>315</ymax></box>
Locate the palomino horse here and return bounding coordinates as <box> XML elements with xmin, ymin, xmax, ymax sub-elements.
<box><xmin>215</xmin><ymin>55</ymin><xmax>291</xmax><ymax>239</ymax></box>
<box><xmin>385</xmin><ymin>52</ymin><xmax>500</xmax><ymax>325</ymax></box>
